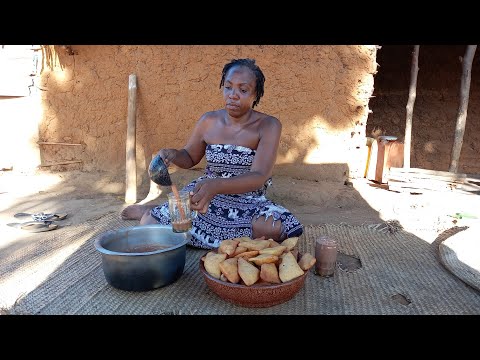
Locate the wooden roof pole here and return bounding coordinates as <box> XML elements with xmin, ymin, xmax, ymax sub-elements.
<box><xmin>404</xmin><ymin>45</ymin><xmax>420</xmax><ymax>169</ymax></box>
<box><xmin>449</xmin><ymin>45</ymin><xmax>477</xmax><ymax>173</ymax></box>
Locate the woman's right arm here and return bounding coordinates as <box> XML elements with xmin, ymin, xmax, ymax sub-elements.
<box><xmin>157</xmin><ymin>113</ymin><xmax>211</xmax><ymax>169</ymax></box>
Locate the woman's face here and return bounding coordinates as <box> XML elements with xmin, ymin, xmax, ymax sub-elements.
<box><xmin>223</xmin><ymin>65</ymin><xmax>257</xmax><ymax>117</ymax></box>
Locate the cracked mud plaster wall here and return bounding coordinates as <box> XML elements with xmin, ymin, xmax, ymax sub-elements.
<box><xmin>367</xmin><ymin>45</ymin><xmax>480</xmax><ymax>174</ymax></box>
<box><xmin>38</xmin><ymin>45</ymin><xmax>376</xmax><ymax>185</ymax></box>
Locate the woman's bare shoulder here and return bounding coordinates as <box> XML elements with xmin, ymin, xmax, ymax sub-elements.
<box><xmin>199</xmin><ymin>109</ymin><xmax>224</xmax><ymax>123</ymax></box>
<box><xmin>257</xmin><ymin>112</ymin><xmax>281</xmax><ymax>129</ymax></box>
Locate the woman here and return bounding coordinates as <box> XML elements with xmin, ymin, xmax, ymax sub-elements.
<box><xmin>121</xmin><ymin>58</ymin><xmax>303</xmax><ymax>249</ymax></box>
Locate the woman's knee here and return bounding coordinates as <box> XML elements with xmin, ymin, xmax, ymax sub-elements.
<box><xmin>251</xmin><ymin>215</ymin><xmax>285</xmax><ymax>243</ymax></box>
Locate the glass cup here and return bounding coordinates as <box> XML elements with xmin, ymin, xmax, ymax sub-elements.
<box><xmin>315</xmin><ymin>235</ymin><xmax>337</xmax><ymax>277</ymax></box>
<box><xmin>168</xmin><ymin>190</ymin><xmax>197</xmax><ymax>233</ymax></box>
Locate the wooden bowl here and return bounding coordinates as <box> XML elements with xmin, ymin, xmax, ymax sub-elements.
<box><xmin>199</xmin><ymin>253</ymin><xmax>308</xmax><ymax>308</ymax></box>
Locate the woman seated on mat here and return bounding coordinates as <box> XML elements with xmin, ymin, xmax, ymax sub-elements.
<box><xmin>121</xmin><ymin>58</ymin><xmax>303</xmax><ymax>249</ymax></box>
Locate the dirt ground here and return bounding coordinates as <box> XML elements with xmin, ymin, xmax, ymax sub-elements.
<box><xmin>1</xmin><ymin>168</ymin><xmax>479</xmax><ymax>250</ymax></box>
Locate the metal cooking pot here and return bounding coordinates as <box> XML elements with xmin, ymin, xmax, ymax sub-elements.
<box><xmin>94</xmin><ymin>224</ymin><xmax>190</xmax><ymax>291</ymax></box>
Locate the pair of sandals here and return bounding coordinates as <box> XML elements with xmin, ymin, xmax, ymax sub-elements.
<box><xmin>7</xmin><ymin>212</ymin><xmax>68</xmax><ymax>233</ymax></box>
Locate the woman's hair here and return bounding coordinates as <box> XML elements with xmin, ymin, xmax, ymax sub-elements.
<box><xmin>219</xmin><ymin>58</ymin><xmax>265</xmax><ymax>108</ymax></box>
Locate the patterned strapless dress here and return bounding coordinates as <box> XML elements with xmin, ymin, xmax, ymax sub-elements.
<box><xmin>150</xmin><ymin>144</ymin><xmax>304</xmax><ymax>249</ymax></box>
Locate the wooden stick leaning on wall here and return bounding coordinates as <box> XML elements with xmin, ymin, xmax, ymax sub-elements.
<box><xmin>404</xmin><ymin>45</ymin><xmax>419</xmax><ymax>169</ymax></box>
<box><xmin>449</xmin><ymin>45</ymin><xmax>477</xmax><ymax>173</ymax></box>
<box><xmin>125</xmin><ymin>74</ymin><xmax>138</xmax><ymax>204</ymax></box>
<box><xmin>39</xmin><ymin>160</ymin><xmax>83</xmax><ymax>167</ymax></box>
<box><xmin>38</xmin><ymin>142</ymin><xmax>83</xmax><ymax>146</ymax></box>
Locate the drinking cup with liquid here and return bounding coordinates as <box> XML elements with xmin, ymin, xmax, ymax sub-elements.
<box><xmin>168</xmin><ymin>190</ymin><xmax>197</xmax><ymax>233</ymax></box>
<box><xmin>315</xmin><ymin>235</ymin><xmax>337</xmax><ymax>277</ymax></box>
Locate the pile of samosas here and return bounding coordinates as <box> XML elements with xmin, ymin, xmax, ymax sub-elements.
<box><xmin>201</xmin><ymin>236</ymin><xmax>316</xmax><ymax>286</ymax></box>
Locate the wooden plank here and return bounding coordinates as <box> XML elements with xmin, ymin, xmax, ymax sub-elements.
<box><xmin>390</xmin><ymin>167</ymin><xmax>467</xmax><ymax>181</ymax></box>
<box><xmin>389</xmin><ymin>182</ymin><xmax>479</xmax><ymax>195</ymax></box>
<box><xmin>367</xmin><ymin>140</ymin><xmax>404</xmax><ymax>183</ymax></box>
<box><xmin>366</xmin><ymin>139</ymin><xmax>379</xmax><ymax>182</ymax></box>
<box><xmin>387</xmin><ymin>173</ymin><xmax>448</xmax><ymax>184</ymax></box>
<box><xmin>387</xmin><ymin>184</ymin><xmax>423</xmax><ymax>194</ymax></box>
<box><xmin>387</xmin><ymin>173</ymin><xmax>465</xmax><ymax>184</ymax></box>
<box><xmin>388</xmin><ymin>177</ymin><xmax>480</xmax><ymax>194</ymax></box>
<box><xmin>388</xmin><ymin>184</ymin><xmax>451</xmax><ymax>193</ymax></box>
<box><xmin>466</xmin><ymin>173</ymin><xmax>480</xmax><ymax>182</ymax></box>
<box><xmin>388</xmin><ymin>178</ymin><xmax>457</xmax><ymax>191</ymax></box>
<box><xmin>363</xmin><ymin>137</ymin><xmax>374</xmax><ymax>178</ymax></box>
<box><xmin>458</xmin><ymin>182</ymin><xmax>480</xmax><ymax>192</ymax></box>
<box><xmin>384</xmin><ymin>141</ymin><xmax>404</xmax><ymax>182</ymax></box>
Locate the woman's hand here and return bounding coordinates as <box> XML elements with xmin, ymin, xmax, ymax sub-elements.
<box><xmin>190</xmin><ymin>179</ymin><xmax>219</xmax><ymax>214</ymax></box>
<box><xmin>156</xmin><ymin>148</ymin><xmax>177</xmax><ymax>167</ymax></box>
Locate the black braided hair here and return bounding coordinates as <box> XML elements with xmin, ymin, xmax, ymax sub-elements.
<box><xmin>219</xmin><ymin>58</ymin><xmax>266</xmax><ymax>108</ymax></box>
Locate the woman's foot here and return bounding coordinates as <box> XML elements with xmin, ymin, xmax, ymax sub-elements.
<box><xmin>120</xmin><ymin>204</ymin><xmax>155</xmax><ymax>220</ymax></box>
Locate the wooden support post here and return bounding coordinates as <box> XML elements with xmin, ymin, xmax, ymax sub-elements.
<box><xmin>125</xmin><ymin>74</ymin><xmax>137</xmax><ymax>204</ymax></box>
<box><xmin>404</xmin><ymin>45</ymin><xmax>419</xmax><ymax>169</ymax></box>
<box><xmin>449</xmin><ymin>45</ymin><xmax>477</xmax><ymax>173</ymax></box>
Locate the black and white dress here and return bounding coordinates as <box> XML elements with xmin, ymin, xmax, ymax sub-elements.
<box><xmin>150</xmin><ymin>144</ymin><xmax>304</xmax><ymax>249</ymax></box>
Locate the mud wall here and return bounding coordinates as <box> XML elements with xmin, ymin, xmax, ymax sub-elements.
<box><xmin>37</xmin><ymin>45</ymin><xmax>376</xmax><ymax>185</ymax></box>
<box><xmin>367</xmin><ymin>45</ymin><xmax>480</xmax><ymax>174</ymax></box>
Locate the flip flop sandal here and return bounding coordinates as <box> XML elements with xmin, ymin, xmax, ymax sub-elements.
<box><xmin>7</xmin><ymin>221</ymin><xmax>59</xmax><ymax>233</ymax></box>
<box><xmin>14</xmin><ymin>212</ymin><xmax>68</xmax><ymax>221</ymax></box>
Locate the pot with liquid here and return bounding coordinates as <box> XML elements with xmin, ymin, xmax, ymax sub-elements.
<box><xmin>94</xmin><ymin>224</ymin><xmax>190</xmax><ymax>291</ymax></box>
